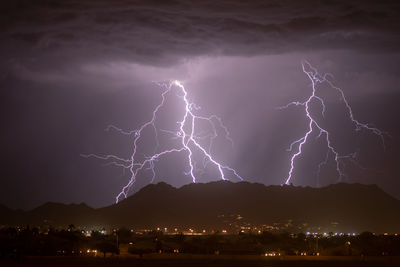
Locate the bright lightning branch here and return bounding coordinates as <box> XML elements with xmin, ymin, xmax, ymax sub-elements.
<box><xmin>83</xmin><ymin>81</ymin><xmax>243</xmax><ymax>203</ymax></box>
<box><xmin>280</xmin><ymin>61</ymin><xmax>384</xmax><ymax>185</ymax></box>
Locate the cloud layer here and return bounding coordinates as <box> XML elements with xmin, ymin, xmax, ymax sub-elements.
<box><xmin>2</xmin><ymin>0</ymin><xmax>400</xmax><ymax>70</ymax></box>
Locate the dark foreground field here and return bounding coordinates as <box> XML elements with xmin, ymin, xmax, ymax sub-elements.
<box><xmin>1</xmin><ymin>255</ymin><xmax>400</xmax><ymax>267</ymax></box>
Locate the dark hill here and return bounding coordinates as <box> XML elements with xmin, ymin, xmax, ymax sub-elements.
<box><xmin>27</xmin><ymin>202</ymin><xmax>96</xmax><ymax>226</ymax></box>
<box><xmin>1</xmin><ymin>182</ymin><xmax>399</xmax><ymax>233</ymax></box>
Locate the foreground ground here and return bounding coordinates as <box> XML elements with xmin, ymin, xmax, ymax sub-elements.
<box><xmin>1</xmin><ymin>255</ymin><xmax>400</xmax><ymax>267</ymax></box>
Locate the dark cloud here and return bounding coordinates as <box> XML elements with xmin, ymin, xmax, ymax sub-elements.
<box><xmin>1</xmin><ymin>0</ymin><xmax>399</xmax><ymax>71</ymax></box>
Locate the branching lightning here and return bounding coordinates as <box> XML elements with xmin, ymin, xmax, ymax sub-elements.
<box><xmin>82</xmin><ymin>80</ymin><xmax>243</xmax><ymax>203</ymax></box>
<box><xmin>280</xmin><ymin>61</ymin><xmax>385</xmax><ymax>185</ymax></box>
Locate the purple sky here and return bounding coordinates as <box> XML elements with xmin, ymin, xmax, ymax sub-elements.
<box><xmin>1</xmin><ymin>0</ymin><xmax>399</xmax><ymax>209</ymax></box>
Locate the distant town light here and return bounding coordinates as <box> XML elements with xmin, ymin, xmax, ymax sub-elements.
<box><xmin>265</xmin><ymin>252</ymin><xmax>276</xmax><ymax>257</ymax></box>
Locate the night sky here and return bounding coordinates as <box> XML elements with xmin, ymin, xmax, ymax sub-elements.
<box><xmin>1</xmin><ymin>0</ymin><xmax>399</xmax><ymax>210</ymax></box>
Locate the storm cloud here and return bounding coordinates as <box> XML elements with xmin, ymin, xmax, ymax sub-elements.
<box><xmin>2</xmin><ymin>0</ymin><xmax>400</xmax><ymax>73</ymax></box>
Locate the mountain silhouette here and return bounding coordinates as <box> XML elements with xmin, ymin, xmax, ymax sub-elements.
<box><xmin>1</xmin><ymin>182</ymin><xmax>399</xmax><ymax>233</ymax></box>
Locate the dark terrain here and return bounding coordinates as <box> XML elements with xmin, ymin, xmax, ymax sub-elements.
<box><xmin>1</xmin><ymin>255</ymin><xmax>400</xmax><ymax>267</ymax></box>
<box><xmin>1</xmin><ymin>181</ymin><xmax>400</xmax><ymax>233</ymax></box>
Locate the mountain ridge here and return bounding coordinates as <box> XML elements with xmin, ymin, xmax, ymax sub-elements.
<box><xmin>0</xmin><ymin>182</ymin><xmax>399</xmax><ymax>233</ymax></box>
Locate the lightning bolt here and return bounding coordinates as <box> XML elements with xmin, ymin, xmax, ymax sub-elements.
<box><xmin>280</xmin><ymin>61</ymin><xmax>385</xmax><ymax>185</ymax></box>
<box><xmin>82</xmin><ymin>80</ymin><xmax>243</xmax><ymax>203</ymax></box>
